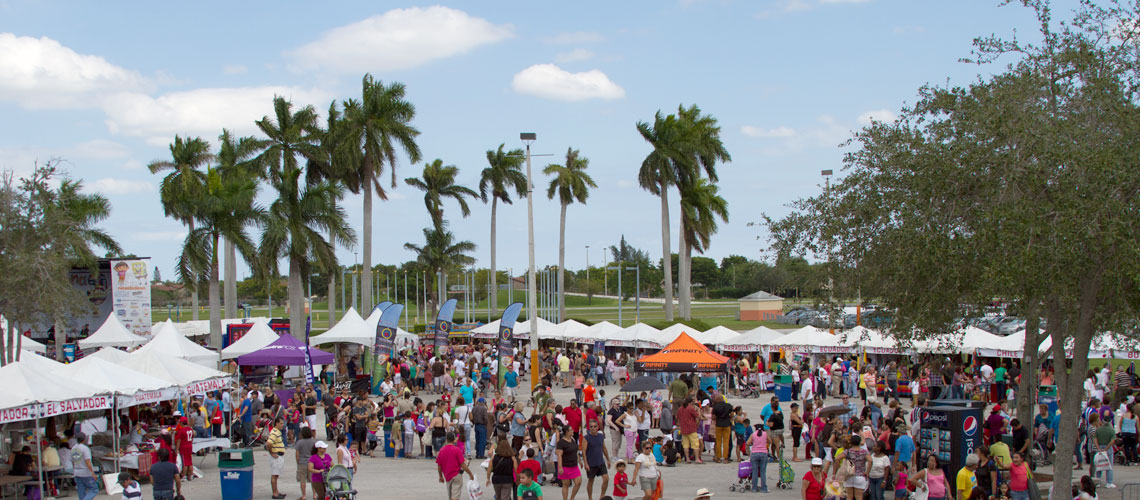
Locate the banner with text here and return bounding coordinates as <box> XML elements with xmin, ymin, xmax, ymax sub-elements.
<box><xmin>110</xmin><ymin>259</ymin><xmax>152</xmax><ymax>338</ymax></box>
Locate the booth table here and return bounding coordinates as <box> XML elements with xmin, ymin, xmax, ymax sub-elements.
<box><xmin>0</xmin><ymin>475</ymin><xmax>31</xmax><ymax>499</ymax></box>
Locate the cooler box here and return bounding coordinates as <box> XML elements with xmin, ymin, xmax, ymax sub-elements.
<box><xmin>774</xmin><ymin>374</ymin><xmax>793</xmax><ymax>402</ymax></box>
<box><xmin>218</xmin><ymin>449</ymin><xmax>254</xmax><ymax>500</ymax></box>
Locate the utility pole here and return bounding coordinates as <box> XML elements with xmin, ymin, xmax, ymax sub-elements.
<box><xmin>607</xmin><ymin>265</ymin><xmax>623</xmax><ymax>326</ymax></box>
<box><xmin>586</xmin><ymin>245</ymin><xmax>590</xmax><ymax>305</ymax></box>
<box><xmin>403</xmin><ymin>271</ymin><xmax>409</xmax><ymax>331</ymax></box>
<box><xmin>522</xmin><ymin>132</ymin><xmax>540</xmax><ymax>391</ymax></box>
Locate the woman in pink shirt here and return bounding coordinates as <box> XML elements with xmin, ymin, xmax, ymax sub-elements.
<box><xmin>746</xmin><ymin>424</ymin><xmax>772</xmax><ymax>492</ymax></box>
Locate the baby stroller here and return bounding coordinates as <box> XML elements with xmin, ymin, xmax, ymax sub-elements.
<box><xmin>729</xmin><ymin>460</ymin><xmax>752</xmax><ymax>492</ymax></box>
<box><xmin>325</xmin><ymin>464</ymin><xmax>356</xmax><ymax>500</ymax></box>
<box><xmin>738</xmin><ymin>381</ymin><xmax>762</xmax><ymax>399</ymax></box>
<box><xmin>777</xmin><ymin>453</ymin><xmax>795</xmax><ymax>489</ymax></box>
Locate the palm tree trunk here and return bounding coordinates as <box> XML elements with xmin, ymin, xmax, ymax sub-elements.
<box><xmin>328</xmin><ymin>227</ymin><xmax>337</xmax><ymax>329</ymax></box>
<box><xmin>288</xmin><ymin>256</ymin><xmax>304</xmax><ymax>341</ymax></box>
<box><xmin>209</xmin><ymin>235</ymin><xmax>222</xmax><ymax>348</ymax></box>
<box><xmin>362</xmin><ymin>168</ymin><xmax>374</xmax><ymax>313</ymax></box>
<box><xmin>490</xmin><ymin>197</ymin><xmax>498</xmax><ymax>317</ymax></box>
<box><xmin>659</xmin><ymin>186</ymin><xmax>674</xmax><ymax>321</ymax></box>
<box><xmin>678</xmin><ymin>217</ymin><xmax>691</xmax><ymax>321</ymax></box>
<box><xmin>224</xmin><ymin>238</ymin><xmax>237</xmax><ymax>320</ymax></box>
<box><xmin>558</xmin><ymin>201</ymin><xmax>567</xmax><ymax>322</ymax></box>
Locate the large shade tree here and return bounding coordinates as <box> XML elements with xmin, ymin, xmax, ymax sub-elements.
<box><xmin>479</xmin><ymin>144</ymin><xmax>526</xmax><ymax>316</ymax></box>
<box><xmin>148</xmin><ymin>136</ymin><xmax>211</xmax><ymax>322</ymax></box>
<box><xmin>543</xmin><ymin>147</ymin><xmax>596</xmax><ymax>321</ymax></box>
<box><xmin>343</xmin><ymin>75</ymin><xmax>422</xmax><ymax>313</ymax></box>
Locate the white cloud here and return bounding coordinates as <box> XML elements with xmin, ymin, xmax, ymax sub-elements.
<box><xmin>134</xmin><ymin>231</ymin><xmax>186</xmax><ymax>242</ymax></box>
<box><xmin>71</xmin><ymin>139</ymin><xmax>130</xmax><ymax>160</ymax></box>
<box><xmin>556</xmin><ymin>48</ymin><xmax>594</xmax><ymax>63</ymax></box>
<box><xmin>222</xmin><ymin>64</ymin><xmax>248</xmax><ymax>75</ymax></box>
<box><xmin>87</xmin><ymin>178</ymin><xmax>154</xmax><ymax>195</ymax></box>
<box><xmin>856</xmin><ymin>109</ymin><xmax>897</xmax><ymax>126</ymax></box>
<box><xmin>511</xmin><ymin>64</ymin><xmax>625</xmax><ymax>101</ymax></box>
<box><xmin>122</xmin><ymin>159</ymin><xmax>144</xmax><ymax>170</ymax></box>
<box><xmin>0</xmin><ymin>33</ymin><xmax>148</xmax><ymax>109</ymax></box>
<box><xmin>544</xmin><ymin>31</ymin><xmax>604</xmax><ymax>44</ymax></box>
<box><xmin>101</xmin><ymin>86</ymin><xmax>333</xmax><ymax>145</ymax></box>
<box><xmin>741</xmin><ymin>125</ymin><xmax>797</xmax><ymax>138</ymax></box>
<box><xmin>287</xmin><ymin>6</ymin><xmax>513</xmax><ymax>74</ymax></box>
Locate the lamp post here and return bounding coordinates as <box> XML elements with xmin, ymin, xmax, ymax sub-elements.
<box><xmin>522</xmin><ymin>132</ymin><xmax>540</xmax><ymax>392</ymax></box>
<box><xmin>822</xmin><ymin>169</ymin><xmax>834</xmax><ymax>334</ymax></box>
<box><xmin>585</xmin><ymin>245</ymin><xmax>590</xmax><ymax>305</ymax></box>
<box><xmin>605</xmin><ymin>266</ymin><xmax>637</xmax><ymax>326</ymax></box>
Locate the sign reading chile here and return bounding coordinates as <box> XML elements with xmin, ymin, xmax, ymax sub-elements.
<box><xmin>962</xmin><ymin>415</ymin><xmax>979</xmax><ymax>437</ymax></box>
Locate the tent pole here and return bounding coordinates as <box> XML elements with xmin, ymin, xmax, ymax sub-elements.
<box><xmin>35</xmin><ymin>416</ymin><xmax>44</xmax><ymax>499</ymax></box>
<box><xmin>113</xmin><ymin>400</ymin><xmax>120</xmax><ymax>473</ymax></box>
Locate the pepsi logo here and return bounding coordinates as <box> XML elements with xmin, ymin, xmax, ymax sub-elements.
<box><xmin>963</xmin><ymin>416</ymin><xmax>978</xmax><ymax>436</ymax></box>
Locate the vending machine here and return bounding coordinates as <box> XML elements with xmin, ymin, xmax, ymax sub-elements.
<box><xmin>918</xmin><ymin>405</ymin><xmax>983</xmax><ymax>479</ymax></box>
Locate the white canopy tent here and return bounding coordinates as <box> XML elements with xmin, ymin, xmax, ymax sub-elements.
<box><xmin>692</xmin><ymin>325</ymin><xmax>742</xmax><ymax>345</ymax></box>
<box><xmin>659</xmin><ymin>323</ymin><xmax>702</xmax><ymax>345</ymax></box>
<box><xmin>1</xmin><ymin>355</ymin><xmax>113</xmax><ymax>424</ymax></box>
<box><xmin>221</xmin><ymin>321</ymin><xmax>281</xmax><ymax>360</ymax></box>
<box><xmin>605</xmin><ymin>323</ymin><xmax>662</xmax><ymax>348</ymax></box>
<box><xmin>312</xmin><ymin>307</ymin><xmax>369</xmax><ymax>345</ymax></box>
<box><xmin>470</xmin><ymin>319</ymin><xmax>501</xmax><ymax>338</ymax></box>
<box><xmin>120</xmin><ymin>351</ymin><xmax>231</xmax><ymax>395</ymax></box>
<box><xmin>136</xmin><ymin>321</ymin><xmax>220</xmax><ymax>368</ymax></box>
<box><xmin>87</xmin><ymin>346</ymin><xmax>132</xmax><ymax>363</ymax></box>
<box><xmin>1</xmin><ymin>315</ymin><xmax>46</xmax><ymax>353</ymax></box>
<box><xmin>568</xmin><ymin>321</ymin><xmax>622</xmax><ymax>344</ymax></box>
<box><xmin>838</xmin><ymin>326</ymin><xmax>902</xmax><ymax>354</ymax></box>
<box><xmin>766</xmin><ymin>325</ymin><xmax>842</xmax><ymax>353</ymax></box>
<box><xmin>551</xmin><ymin>320</ymin><xmax>589</xmax><ymax>341</ymax></box>
<box><xmin>78</xmin><ymin>314</ymin><xmax>148</xmax><ymax>349</ymax></box>
<box><xmin>362</xmin><ymin>308</ymin><xmax>418</xmax><ymax>347</ymax></box>
<box><xmin>721</xmin><ymin>326</ymin><xmax>785</xmax><ymax>352</ymax></box>
<box><xmin>65</xmin><ymin>356</ymin><xmax>180</xmax><ymax>406</ymax></box>
<box><xmin>511</xmin><ymin>317</ymin><xmax>561</xmax><ymax>339</ymax></box>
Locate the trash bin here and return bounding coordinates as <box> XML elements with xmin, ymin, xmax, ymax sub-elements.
<box><xmin>774</xmin><ymin>374</ymin><xmax>793</xmax><ymax>402</ymax></box>
<box><xmin>219</xmin><ymin>448</ymin><xmax>255</xmax><ymax>500</ymax></box>
<box><xmin>1039</xmin><ymin>385</ymin><xmax>1058</xmax><ymax>414</ymax></box>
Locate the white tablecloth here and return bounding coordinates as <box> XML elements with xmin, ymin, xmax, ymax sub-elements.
<box><xmin>192</xmin><ymin>437</ymin><xmax>231</xmax><ymax>453</ymax></box>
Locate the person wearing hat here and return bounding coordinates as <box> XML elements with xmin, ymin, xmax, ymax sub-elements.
<box><xmin>803</xmin><ymin>458</ymin><xmax>828</xmax><ymax>500</ymax></box>
<box><xmin>308</xmin><ymin>441</ymin><xmax>333</xmax><ymax>500</ymax></box>
<box><xmin>956</xmin><ymin>454</ymin><xmax>979</xmax><ymax>500</ymax></box>
<box><xmin>695</xmin><ymin>487</ymin><xmax>716</xmax><ymax>499</ymax></box>
<box><xmin>172</xmin><ymin>416</ymin><xmax>196</xmax><ymax>481</ymax></box>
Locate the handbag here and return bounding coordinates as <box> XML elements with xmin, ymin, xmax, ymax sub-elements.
<box><xmin>650</xmin><ymin>477</ymin><xmax>664</xmax><ymax>500</ymax></box>
<box><xmin>1094</xmin><ymin>451</ymin><xmax>1111</xmax><ymax>468</ymax></box>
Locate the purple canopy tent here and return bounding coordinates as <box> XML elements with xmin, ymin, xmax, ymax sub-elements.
<box><xmin>236</xmin><ymin>333</ymin><xmax>335</xmax><ymax>366</ymax></box>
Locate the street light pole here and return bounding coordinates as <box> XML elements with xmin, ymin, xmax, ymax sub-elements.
<box><xmin>634</xmin><ymin>265</ymin><xmax>640</xmax><ymax>323</ymax></box>
<box><xmin>522</xmin><ymin>132</ymin><xmax>540</xmax><ymax>392</ymax></box>
<box><xmin>607</xmin><ymin>266</ymin><xmax>623</xmax><ymax>326</ymax></box>
<box><xmin>585</xmin><ymin>246</ymin><xmax>590</xmax><ymax>305</ymax></box>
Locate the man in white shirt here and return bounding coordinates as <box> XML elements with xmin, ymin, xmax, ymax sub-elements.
<box><xmin>800</xmin><ymin>372</ymin><xmax>815</xmax><ymax>401</ymax></box>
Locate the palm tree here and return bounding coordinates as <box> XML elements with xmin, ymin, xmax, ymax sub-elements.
<box><xmin>404</xmin><ymin>225</ymin><xmax>475</xmax><ymax>317</ymax></box>
<box><xmin>343</xmin><ymin>75</ymin><xmax>422</xmax><ymax>313</ymax></box>
<box><xmin>543</xmin><ymin>147</ymin><xmax>597</xmax><ymax>321</ymax></box>
<box><xmin>148</xmin><ymin>136</ymin><xmax>212</xmax><ymax>322</ymax></box>
<box><xmin>678</xmin><ymin>178</ymin><xmax>728</xmax><ymax>318</ymax></box>
<box><xmin>405</xmin><ymin>159</ymin><xmax>478</xmax><ymax>230</ymax></box>
<box><xmin>215</xmin><ymin>130</ymin><xmax>261</xmax><ymax>323</ymax></box>
<box><xmin>674</xmin><ymin>105</ymin><xmax>731</xmax><ymax>319</ymax></box>
<box><xmin>479</xmin><ymin>144</ymin><xmax>526</xmax><ymax>316</ymax></box>
<box><xmin>253</xmin><ymin>97</ymin><xmax>353</xmax><ymax>339</ymax></box>
<box><xmin>636</xmin><ymin>112</ymin><xmax>688</xmax><ymax>321</ymax></box>
<box><xmin>178</xmin><ymin>167</ymin><xmax>263</xmax><ymax>347</ymax></box>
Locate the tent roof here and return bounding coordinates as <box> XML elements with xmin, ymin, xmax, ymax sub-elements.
<box><xmin>120</xmin><ymin>351</ymin><xmax>230</xmax><ymax>389</ymax></box>
<box><xmin>0</xmin><ymin>356</ymin><xmax>112</xmax><ymax>421</ymax></box>
<box><xmin>236</xmin><ymin>333</ymin><xmax>335</xmax><ymax>366</ymax></box>
<box><xmin>720</xmin><ymin>326</ymin><xmax>785</xmax><ymax>350</ymax></box>
<box><xmin>570</xmin><ymin>321</ymin><xmax>622</xmax><ymax>343</ymax></box>
<box><xmin>739</xmin><ymin>291</ymin><xmax>784</xmax><ymax>302</ymax></box>
<box><xmin>513</xmin><ymin>317</ymin><xmax>560</xmax><ymax>336</ymax></box>
<box><xmin>78</xmin><ymin>314</ymin><xmax>147</xmax><ymax>349</ymax></box>
<box><xmin>68</xmin><ymin>355</ymin><xmax>176</xmax><ymax>393</ymax></box>
<box><xmin>634</xmin><ymin>332</ymin><xmax>730</xmax><ymax>372</ymax></box>
<box><xmin>838</xmin><ymin>326</ymin><xmax>897</xmax><ymax>349</ymax></box>
<box><xmin>136</xmin><ymin>321</ymin><xmax>220</xmax><ymax>368</ymax></box>
<box><xmin>1</xmin><ymin>316</ymin><xmax>45</xmax><ymax>353</ymax></box>
<box><xmin>605</xmin><ymin>323</ymin><xmax>662</xmax><ymax>347</ymax></box>
<box><xmin>692</xmin><ymin>325</ymin><xmax>742</xmax><ymax>345</ymax></box>
<box><xmin>769</xmin><ymin>326</ymin><xmax>838</xmax><ymax>347</ymax></box>
<box><xmin>554</xmin><ymin>320</ymin><xmax>589</xmax><ymax>338</ymax></box>
<box><xmin>471</xmin><ymin>319</ymin><xmax>500</xmax><ymax>334</ymax></box>
<box><xmin>221</xmin><ymin>322</ymin><xmax>281</xmax><ymax>360</ymax></box>
<box><xmin>87</xmin><ymin>346</ymin><xmax>131</xmax><ymax>363</ymax></box>
<box><xmin>312</xmin><ymin>307</ymin><xmax>370</xmax><ymax>346</ymax></box>
<box><xmin>362</xmin><ymin>308</ymin><xmax>413</xmax><ymax>344</ymax></box>
<box><xmin>659</xmin><ymin>323</ymin><xmax>703</xmax><ymax>345</ymax></box>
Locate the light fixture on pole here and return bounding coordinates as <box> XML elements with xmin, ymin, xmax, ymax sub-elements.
<box><xmin>522</xmin><ymin>132</ymin><xmax>540</xmax><ymax>392</ymax></box>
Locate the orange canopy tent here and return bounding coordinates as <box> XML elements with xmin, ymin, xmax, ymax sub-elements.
<box><xmin>634</xmin><ymin>331</ymin><xmax>731</xmax><ymax>372</ymax></box>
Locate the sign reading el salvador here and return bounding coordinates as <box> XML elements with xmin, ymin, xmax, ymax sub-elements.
<box><xmin>0</xmin><ymin>395</ymin><xmax>113</xmax><ymax>424</ymax></box>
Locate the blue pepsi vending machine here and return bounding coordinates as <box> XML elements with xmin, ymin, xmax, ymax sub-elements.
<box><xmin>918</xmin><ymin>405</ymin><xmax>982</xmax><ymax>479</ymax></box>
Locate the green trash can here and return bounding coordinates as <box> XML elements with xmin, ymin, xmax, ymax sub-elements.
<box><xmin>1039</xmin><ymin>385</ymin><xmax>1058</xmax><ymax>413</ymax></box>
<box><xmin>219</xmin><ymin>449</ymin><xmax>255</xmax><ymax>500</ymax></box>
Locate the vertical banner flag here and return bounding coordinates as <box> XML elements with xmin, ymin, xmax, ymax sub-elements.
<box><xmin>372</xmin><ymin>301</ymin><xmax>392</xmax><ymax>315</ymax></box>
<box><xmin>371</xmin><ymin>304</ymin><xmax>405</xmax><ymax>395</ymax></box>
<box><xmin>303</xmin><ymin>316</ymin><xmax>315</xmax><ymax>384</ymax></box>
<box><xmin>497</xmin><ymin>303</ymin><xmax>524</xmax><ymax>389</ymax></box>
<box><xmin>110</xmin><ymin>259</ymin><xmax>151</xmax><ymax>337</ymax></box>
<box><xmin>433</xmin><ymin>299</ymin><xmax>458</xmax><ymax>357</ymax></box>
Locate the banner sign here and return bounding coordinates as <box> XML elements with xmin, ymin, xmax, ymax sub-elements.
<box><xmin>497</xmin><ymin>303</ymin><xmax>523</xmax><ymax>389</ymax></box>
<box><xmin>372</xmin><ymin>301</ymin><xmax>392</xmax><ymax>315</ymax></box>
<box><xmin>117</xmin><ymin>387</ymin><xmax>180</xmax><ymax>407</ymax></box>
<box><xmin>433</xmin><ymin>299</ymin><xmax>458</xmax><ymax>356</ymax></box>
<box><xmin>303</xmin><ymin>316</ymin><xmax>315</xmax><ymax>384</ymax></box>
<box><xmin>110</xmin><ymin>259</ymin><xmax>151</xmax><ymax>338</ymax></box>
<box><xmin>185</xmin><ymin>377</ymin><xmax>231</xmax><ymax>396</ymax></box>
<box><xmin>371</xmin><ymin>304</ymin><xmax>405</xmax><ymax>394</ymax></box>
<box><xmin>0</xmin><ymin>395</ymin><xmax>113</xmax><ymax>424</ymax></box>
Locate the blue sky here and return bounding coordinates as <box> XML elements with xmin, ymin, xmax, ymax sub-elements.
<box><xmin>0</xmin><ymin>1</ymin><xmax>1055</xmax><ymax>280</ymax></box>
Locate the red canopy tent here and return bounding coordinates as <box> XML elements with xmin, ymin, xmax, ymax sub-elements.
<box><xmin>634</xmin><ymin>331</ymin><xmax>731</xmax><ymax>372</ymax></box>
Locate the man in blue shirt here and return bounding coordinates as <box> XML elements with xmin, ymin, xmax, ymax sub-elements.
<box><xmin>504</xmin><ymin>369</ymin><xmax>519</xmax><ymax>399</ymax></box>
<box><xmin>459</xmin><ymin>378</ymin><xmax>476</xmax><ymax>409</ymax></box>
<box><xmin>840</xmin><ymin>394</ymin><xmax>857</xmax><ymax>425</ymax></box>
<box><xmin>894</xmin><ymin>425</ymin><xmax>915</xmax><ymax>470</ymax></box>
<box><xmin>237</xmin><ymin>392</ymin><xmax>254</xmax><ymax>446</ymax></box>
<box><xmin>760</xmin><ymin>397</ymin><xmax>781</xmax><ymax>430</ymax></box>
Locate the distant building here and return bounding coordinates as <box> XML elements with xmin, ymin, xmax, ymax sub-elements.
<box><xmin>738</xmin><ymin>291</ymin><xmax>784</xmax><ymax>321</ymax></box>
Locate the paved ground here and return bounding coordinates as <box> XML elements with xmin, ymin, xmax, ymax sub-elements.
<box><xmin>97</xmin><ymin>378</ymin><xmax>1140</xmax><ymax>500</ymax></box>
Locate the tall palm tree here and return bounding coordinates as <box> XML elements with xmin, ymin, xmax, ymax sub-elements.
<box><xmin>678</xmin><ymin>178</ymin><xmax>728</xmax><ymax>318</ymax></box>
<box><xmin>253</xmin><ymin>97</ymin><xmax>351</xmax><ymax>339</ymax></box>
<box><xmin>543</xmin><ymin>148</ymin><xmax>597</xmax><ymax>321</ymax></box>
<box><xmin>479</xmin><ymin>144</ymin><xmax>526</xmax><ymax>316</ymax></box>
<box><xmin>405</xmin><ymin>159</ymin><xmax>478</xmax><ymax>230</ymax></box>
<box><xmin>674</xmin><ymin>104</ymin><xmax>731</xmax><ymax>319</ymax></box>
<box><xmin>149</xmin><ymin>136</ymin><xmax>212</xmax><ymax>322</ymax></box>
<box><xmin>343</xmin><ymin>75</ymin><xmax>422</xmax><ymax>313</ymax></box>
<box><xmin>215</xmin><ymin>130</ymin><xmax>261</xmax><ymax>323</ymax></box>
<box><xmin>404</xmin><ymin>225</ymin><xmax>475</xmax><ymax>317</ymax></box>
<box><xmin>636</xmin><ymin>112</ymin><xmax>688</xmax><ymax>321</ymax></box>
<box><xmin>178</xmin><ymin>167</ymin><xmax>263</xmax><ymax>347</ymax></box>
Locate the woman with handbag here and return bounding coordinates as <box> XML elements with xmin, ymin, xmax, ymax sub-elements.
<box><xmin>835</xmin><ymin>434</ymin><xmax>872</xmax><ymax>500</ymax></box>
<box><xmin>910</xmin><ymin>455</ymin><xmax>950</xmax><ymax>500</ymax></box>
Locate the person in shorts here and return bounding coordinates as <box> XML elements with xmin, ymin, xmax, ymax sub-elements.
<box><xmin>555</xmin><ymin>424</ymin><xmax>583</xmax><ymax>498</ymax></box>
<box><xmin>294</xmin><ymin>427</ymin><xmax>316</xmax><ymax>500</ymax></box>
<box><xmin>631</xmin><ymin>442</ymin><xmax>660</xmax><ymax>497</ymax></box>
<box><xmin>265</xmin><ymin>418</ymin><xmax>286</xmax><ymax>499</ymax></box>
<box><xmin>582</xmin><ymin>419</ymin><xmax>611</xmax><ymax>500</ymax></box>
<box><xmin>436</xmin><ymin>432</ymin><xmax>474</xmax><ymax>500</ymax></box>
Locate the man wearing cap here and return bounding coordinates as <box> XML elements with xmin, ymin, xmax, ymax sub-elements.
<box><xmin>436</xmin><ymin>431</ymin><xmax>475</xmax><ymax>500</ymax></box>
<box><xmin>172</xmin><ymin>416</ymin><xmax>196</xmax><ymax>481</ymax></box>
<box><xmin>956</xmin><ymin>454</ymin><xmax>979</xmax><ymax>500</ymax></box>
<box><xmin>71</xmin><ymin>432</ymin><xmax>97</xmax><ymax>500</ymax></box>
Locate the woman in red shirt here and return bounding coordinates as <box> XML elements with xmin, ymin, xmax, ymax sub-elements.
<box><xmin>803</xmin><ymin>457</ymin><xmax>827</xmax><ymax>500</ymax></box>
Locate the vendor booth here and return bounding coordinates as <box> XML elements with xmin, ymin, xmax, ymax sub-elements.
<box><xmin>77</xmin><ymin>314</ymin><xmax>147</xmax><ymax>350</ymax></box>
<box><xmin>633</xmin><ymin>331</ymin><xmax>730</xmax><ymax>372</ymax></box>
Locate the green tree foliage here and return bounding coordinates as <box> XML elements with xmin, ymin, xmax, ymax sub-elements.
<box><xmin>405</xmin><ymin>159</ymin><xmax>478</xmax><ymax>231</ymax></box>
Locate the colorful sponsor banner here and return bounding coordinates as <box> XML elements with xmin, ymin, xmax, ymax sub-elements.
<box><xmin>433</xmin><ymin>300</ymin><xmax>458</xmax><ymax>356</ymax></box>
<box><xmin>0</xmin><ymin>395</ymin><xmax>113</xmax><ymax>424</ymax></box>
<box><xmin>371</xmin><ymin>304</ymin><xmax>405</xmax><ymax>395</ymax></box>
<box><xmin>110</xmin><ymin>259</ymin><xmax>151</xmax><ymax>338</ymax></box>
<box><xmin>303</xmin><ymin>316</ymin><xmax>315</xmax><ymax>384</ymax></box>
<box><xmin>496</xmin><ymin>303</ymin><xmax>523</xmax><ymax>389</ymax></box>
<box><xmin>372</xmin><ymin>301</ymin><xmax>392</xmax><ymax>315</ymax></box>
